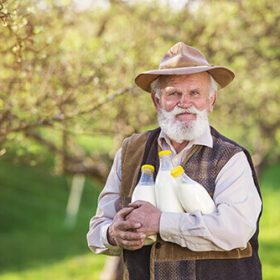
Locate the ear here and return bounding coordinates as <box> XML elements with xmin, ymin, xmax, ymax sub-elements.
<box><xmin>208</xmin><ymin>92</ymin><xmax>217</xmax><ymax>112</ymax></box>
<box><xmin>151</xmin><ymin>92</ymin><xmax>161</xmax><ymax>111</ymax></box>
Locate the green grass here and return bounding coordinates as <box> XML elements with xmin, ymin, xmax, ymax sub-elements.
<box><xmin>0</xmin><ymin>159</ymin><xmax>106</xmax><ymax>279</ymax></box>
<box><xmin>0</xmin><ymin>254</ymin><xmax>106</xmax><ymax>280</ymax></box>
<box><xmin>0</xmin><ymin>159</ymin><xmax>279</xmax><ymax>279</ymax></box>
<box><xmin>259</xmin><ymin>163</ymin><xmax>280</xmax><ymax>280</ymax></box>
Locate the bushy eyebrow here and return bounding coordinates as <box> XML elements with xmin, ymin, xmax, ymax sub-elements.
<box><xmin>165</xmin><ymin>87</ymin><xmax>180</xmax><ymax>91</ymax></box>
<box><xmin>190</xmin><ymin>88</ymin><xmax>200</xmax><ymax>92</ymax></box>
<box><xmin>164</xmin><ymin>87</ymin><xmax>201</xmax><ymax>93</ymax></box>
<box><xmin>163</xmin><ymin>88</ymin><xmax>182</xmax><ymax>95</ymax></box>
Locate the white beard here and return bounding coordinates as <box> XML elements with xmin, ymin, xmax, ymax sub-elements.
<box><xmin>157</xmin><ymin>106</ymin><xmax>209</xmax><ymax>143</ymax></box>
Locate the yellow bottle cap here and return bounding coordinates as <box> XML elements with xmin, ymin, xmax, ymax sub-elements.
<box><xmin>171</xmin><ymin>166</ymin><xmax>184</xmax><ymax>177</ymax></box>
<box><xmin>158</xmin><ymin>150</ymin><xmax>172</xmax><ymax>157</ymax></box>
<box><xmin>141</xmin><ymin>164</ymin><xmax>155</xmax><ymax>173</ymax></box>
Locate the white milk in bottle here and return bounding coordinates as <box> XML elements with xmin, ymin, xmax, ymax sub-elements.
<box><xmin>171</xmin><ymin>166</ymin><xmax>216</xmax><ymax>214</ymax></box>
<box><xmin>155</xmin><ymin>150</ymin><xmax>184</xmax><ymax>213</ymax></box>
<box><xmin>131</xmin><ymin>164</ymin><xmax>157</xmax><ymax>245</ymax></box>
<box><xmin>132</xmin><ymin>164</ymin><xmax>156</xmax><ymax>206</ymax></box>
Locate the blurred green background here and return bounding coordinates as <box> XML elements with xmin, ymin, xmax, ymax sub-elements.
<box><xmin>0</xmin><ymin>0</ymin><xmax>279</xmax><ymax>279</ymax></box>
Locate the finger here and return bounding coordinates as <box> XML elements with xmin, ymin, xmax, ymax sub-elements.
<box><xmin>128</xmin><ymin>201</ymin><xmax>147</xmax><ymax>208</ymax></box>
<box><xmin>117</xmin><ymin>207</ymin><xmax>134</xmax><ymax>219</ymax></box>
<box><xmin>117</xmin><ymin>220</ymin><xmax>142</xmax><ymax>231</ymax></box>
<box><xmin>119</xmin><ymin>231</ymin><xmax>146</xmax><ymax>241</ymax></box>
<box><xmin>120</xmin><ymin>238</ymin><xmax>145</xmax><ymax>250</ymax></box>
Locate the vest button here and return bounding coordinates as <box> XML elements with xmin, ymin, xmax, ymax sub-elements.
<box><xmin>155</xmin><ymin>242</ymin><xmax>161</xmax><ymax>249</ymax></box>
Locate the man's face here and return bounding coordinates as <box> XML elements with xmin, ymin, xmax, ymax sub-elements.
<box><xmin>153</xmin><ymin>73</ymin><xmax>216</xmax><ymax>143</ymax></box>
<box><xmin>154</xmin><ymin>72</ymin><xmax>215</xmax><ymax>120</ymax></box>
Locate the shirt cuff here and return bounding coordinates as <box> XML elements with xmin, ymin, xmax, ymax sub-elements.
<box><xmin>101</xmin><ymin>223</ymin><xmax>120</xmax><ymax>250</ymax></box>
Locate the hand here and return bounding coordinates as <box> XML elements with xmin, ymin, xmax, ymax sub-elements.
<box><xmin>126</xmin><ymin>201</ymin><xmax>161</xmax><ymax>236</ymax></box>
<box><xmin>107</xmin><ymin>207</ymin><xmax>146</xmax><ymax>251</ymax></box>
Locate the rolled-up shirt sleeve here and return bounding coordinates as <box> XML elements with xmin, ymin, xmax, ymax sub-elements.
<box><xmin>87</xmin><ymin>148</ymin><xmax>122</xmax><ymax>256</ymax></box>
<box><xmin>159</xmin><ymin>151</ymin><xmax>262</xmax><ymax>251</ymax></box>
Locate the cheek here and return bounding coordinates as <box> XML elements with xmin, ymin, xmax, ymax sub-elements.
<box><xmin>160</xmin><ymin>98</ymin><xmax>178</xmax><ymax>112</ymax></box>
<box><xmin>194</xmin><ymin>98</ymin><xmax>210</xmax><ymax>111</ymax></box>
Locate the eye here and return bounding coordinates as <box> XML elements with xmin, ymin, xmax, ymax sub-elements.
<box><xmin>168</xmin><ymin>91</ymin><xmax>180</xmax><ymax>97</ymax></box>
<box><xmin>190</xmin><ymin>90</ymin><xmax>200</xmax><ymax>96</ymax></box>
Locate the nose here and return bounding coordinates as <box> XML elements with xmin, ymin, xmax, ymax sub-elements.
<box><xmin>178</xmin><ymin>93</ymin><xmax>192</xmax><ymax>108</ymax></box>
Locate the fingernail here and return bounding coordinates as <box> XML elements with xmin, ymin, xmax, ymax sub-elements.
<box><xmin>135</xmin><ymin>223</ymin><xmax>141</xmax><ymax>227</ymax></box>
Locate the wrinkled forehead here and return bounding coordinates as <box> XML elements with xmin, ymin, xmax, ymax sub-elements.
<box><xmin>158</xmin><ymin>72</ymin><xmax>210</xmax><ymax>89</ymax></box>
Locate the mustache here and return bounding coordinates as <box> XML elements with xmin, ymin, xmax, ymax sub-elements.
<box><xmin>165</xmin><ymin>106</ymin><xmax>205</xmax><ymax>116</ymax></box>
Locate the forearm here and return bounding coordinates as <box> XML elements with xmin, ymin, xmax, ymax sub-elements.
<box><xmin>159</xmin><ymin>152</ymin><xmax>262</xmax><ymax>251</ymax></box>
<box><xmin>160</xmin><ymin>206</ymin><xmax>257</xmax><ymax>251</ymax></box>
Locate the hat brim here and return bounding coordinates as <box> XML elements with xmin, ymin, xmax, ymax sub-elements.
<box><xmin>135</xmin><ymin>65</ymin><xmax>235</xmax><ymax>93</ymax></box>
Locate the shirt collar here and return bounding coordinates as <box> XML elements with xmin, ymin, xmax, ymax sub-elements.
<box><xmin>158</xmin><ymin>125</ymin><xmax>213</xmax><ymax>152</ymax></box>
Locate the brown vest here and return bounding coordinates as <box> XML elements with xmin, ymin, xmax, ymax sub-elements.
<box><xmin>120</xmin><ymin>127</ymin><xmax>262</xmax><ymax>280</ymax></box>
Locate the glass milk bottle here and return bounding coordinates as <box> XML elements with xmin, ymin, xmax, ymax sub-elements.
<box><xmin>131</xmin><ymin>164</ymin><xmax>157</xmax><ymax>245</ymax></box>
<box><xmin>155</xmin><ymin>150</ymin><xmax>184</xmax><ymax>213</ymax></box>
<box><xmin>171</xmin><ymin>166</ymin><xmax>216</xmax><ymax>214</ymax></box>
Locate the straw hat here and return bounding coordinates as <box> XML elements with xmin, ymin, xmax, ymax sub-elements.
<box><xmin>135</xmin><ymin>42</ymin><xmax>235</xmax><ymax>93</ymax></box>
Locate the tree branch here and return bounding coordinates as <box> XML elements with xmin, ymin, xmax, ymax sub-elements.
<box><xmin>0</xmin><ymin>86</ymin><xmax>133</xmax><ymax>137</ymax></box>
<box><xmin>25</xmin><ymin>130</ymin><xmax>109</xmax><ymax>181</ymax></box>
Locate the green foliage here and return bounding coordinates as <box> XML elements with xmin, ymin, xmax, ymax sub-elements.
<box><xmin>1</xmin><ymin>4</ymin><xmax>278</xmax><ymax>279</ymax></box>
<box><xmin>0</xmin><ymin>0</ymin><xmax>279</xmax><ymax>175</ymax></box>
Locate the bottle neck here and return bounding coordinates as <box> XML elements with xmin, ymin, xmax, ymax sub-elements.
<box><xmin>181</xmin><ymin>172</ymin><xmax>195</xmax><ymax>184</ymax></box>
<box><xmin>159</xmin><ymin>155</ymin><xmax>173</xmax><ymax>171</ymax></box>
<box><xmin>139</xmin><ymin>171</ymin><xmax>154</xmax><ymax>185</ymax></box>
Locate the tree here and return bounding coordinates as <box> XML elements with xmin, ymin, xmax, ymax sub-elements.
<box><xmin>0</xmin><ymin>0</ymin><xmax>279</xmax><ymax>179</ymax></box>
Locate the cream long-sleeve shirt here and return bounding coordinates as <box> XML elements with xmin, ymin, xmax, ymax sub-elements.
<box><xmin>87</xmin><ymin>126</ymin><xmax>262</xmax><ymax>256</ymax></box>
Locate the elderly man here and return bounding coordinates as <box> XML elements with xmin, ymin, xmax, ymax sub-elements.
<box><xmin>87</xmin><ymin>42</ymin><xmax>262</xmax><ymax>280</ymax></box>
